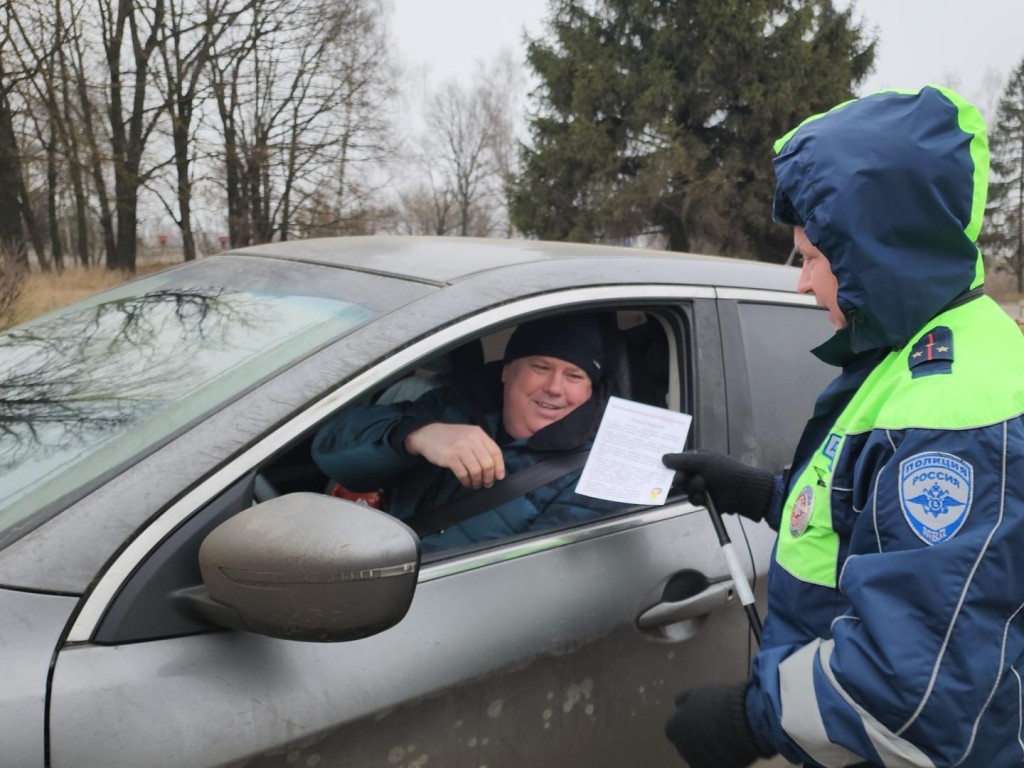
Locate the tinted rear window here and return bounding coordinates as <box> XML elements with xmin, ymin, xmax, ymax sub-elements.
<box><xmin>736</xmin><ymin>302</ymin><xmax>835</xmax><ymax>469</ymax></box>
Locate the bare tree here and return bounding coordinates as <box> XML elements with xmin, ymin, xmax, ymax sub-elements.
<box><xmin>53</xmin><ymin>0</ymin><xmax>95</xmax><ymax>267</ymax></box>
<box><xmin>8</xmin><ymin>0</ymin><xmax>80</xmax><ymax>270</ymax></box>
<box><xmin>0</xmin><ymin>243</ymin><xmax>26</xmax><ymax>329</ymax></box>
<box><xmin>424</xmin><ymin>78</ymin><xmax>497</xmax><ymax>236</ymax></box>
<box><xmin>306</xmin><ymin>0</ymin><xmax>396</xmax><ymax>236</ymax></box>
<box><xmin>63</xmin><ymin>0</ymin><xmax>119</xmax><ymax>269</ymax></box>
<box><xmin>98</xmin><ymin>0</ymin><xmax>168</xmax><ymax>271</ymax></box>
<box><xmin>0</xmin><ymin>0</ymin><xmax>50</xmax><ymax>268</ymax></box>
<box><xmin>480</xmin><ymin>51</ymin><xmax>524</xmax><ymax>238</ymax></box>
<box><xmin>0</xmin><ymin>69</ymin><xmax>30</xmax><ymax>266</ymax></box>
<box><xmin>28</xmin><ymin>0</ymin><xmax>169</xmax><ymax>271</ymax></box>
<box><xmin>208</xmin><ymin>0</ymin><xmax>394</xmax><ymax>247</ymax></box>
<box><xmin>2</xmin><ymin>0</ymin><xmax>400</xmax><ymax>272</ymax></box>
<box><xmin>393</xmin><ymin>174</ymin><xmax>456</xmax><ymax>236</ymax></box>
<box><xmin>395</xmin><ymin>51</ymin><xmax>524</xmax><ymax>238</ymax></box>
<box><xmin>157</xmin><ymin>0</ymin><xmax>252</xmax><ymax>261</ymax></box>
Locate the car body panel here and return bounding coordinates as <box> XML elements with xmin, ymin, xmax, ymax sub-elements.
<box><xmin>49</xmin><ymin>507</ymin><xmax>773</xmax><ymax>768</ymax></box>
<box><xmin>0</xmin><ymin>588</ymin><xmax>79</xmax><ymax>767</ymax></box>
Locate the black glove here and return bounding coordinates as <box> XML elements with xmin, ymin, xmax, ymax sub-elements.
<box><xmin>662</xmin><ymin>450</ymin><xmax>775</xmax><ymax>522</ymax></box>
<box><xmin>665</xmin><ymin>682</ymin><xmax>770</xmax><ymax>768</ymax></box>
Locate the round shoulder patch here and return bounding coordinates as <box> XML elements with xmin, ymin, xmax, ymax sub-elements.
<box><xmin>790</xmin><ymin>486</ymin><xmax>814</xmax><ymax>538</ymax></box>
<box><xmin>899</xmin><ymin>452</ymin><xmax>974</xmax><ymax>545</ymax></box>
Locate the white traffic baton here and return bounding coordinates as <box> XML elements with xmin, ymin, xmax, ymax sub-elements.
<box><xmin>704</xmin><ymin>491</ymin><xmax>762</xmax><ymax>645</ymax></box>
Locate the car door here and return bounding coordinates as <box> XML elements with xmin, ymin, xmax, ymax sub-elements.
<box><xmin>716</xmin><ymin>289</ymin><xmax>838</xmax><ymax>471</ymax></box>
<box><xmin>46</xmin><ymin>288</ymin><xmax>768</xmax><ymax>768</ymax></box>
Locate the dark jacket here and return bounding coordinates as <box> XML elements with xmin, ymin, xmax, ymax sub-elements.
<box><xmin>312</xmin><ymin>379</ymin><xmax>621</xmax><ymax>552</ymax></box>
<box><xmin>750</xmin><ymin>86</ymin><xmax>1024</xmax><ymax>768</ymax></box>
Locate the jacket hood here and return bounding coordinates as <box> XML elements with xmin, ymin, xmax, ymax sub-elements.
<box><xmin>772</xmin><ymin>86</ymin><xmax>989</xmax><ymax>356</ymax></box>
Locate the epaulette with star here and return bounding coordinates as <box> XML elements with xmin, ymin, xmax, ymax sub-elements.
<box><xmin>908</xmin><ymin>326</ymin><xmax>953</xmax><ymax>378</ymax></box>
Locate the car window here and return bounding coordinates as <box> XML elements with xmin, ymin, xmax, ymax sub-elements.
<box><xmin>93</xmin><ymin>304</ymin><xmax>690</xmax><ymax>644</ymax></box>
<box><xmin>0</xmin><ymin>255</ymin><xmax>427</xmax><ymax>548</ymax></box>
<box><xmin>306</xmin><ymin>308</ymin><xmax>679</xmax><ymax>557</ymax></box>
<box><xmin>735</xmin><ymin>301</ymin><xmax>835</xmax><ymax>470</ymax></box>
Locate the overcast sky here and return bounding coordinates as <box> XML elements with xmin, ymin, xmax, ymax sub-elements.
<box><xmin>391</xmin><ymin>0</ymin><xmax>1024</xmax><ymax>122</ymax></box>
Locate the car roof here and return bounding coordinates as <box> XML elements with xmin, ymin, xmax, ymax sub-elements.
<box><xmin>228</xmin><ymin>236</ymin><xmax>796</xmax><ymax>291</ymax></box>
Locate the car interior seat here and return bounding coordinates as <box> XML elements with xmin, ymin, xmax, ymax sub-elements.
<box><xmin>374</xmin><ymin>338</ymin><xmax>486</xmax><ymax>405</ymax></box>
<box><xmin>597</xmin><ymin>312</ymin><xmax>631</xmax><ymax>401</ymax></box>
<box><xmin>622</xmin><ymin>318</ymin><xmax>669</xmax><ymax>407</ymax></box>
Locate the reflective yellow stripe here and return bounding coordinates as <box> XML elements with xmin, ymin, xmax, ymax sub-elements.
<box><xmin>775</xmin><ymin>352</ymin><xmax>898</xmax><ymax>586</ymax></box>
<box><xmin>776</xmin><ymin>442</ymin><xmax>842</xmax><ymax>587</ymax></box>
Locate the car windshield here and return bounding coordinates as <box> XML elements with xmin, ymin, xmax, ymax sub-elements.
<box><xmin>0</xmin><ymin>254</ymin><xmax>423</xmax><ymax>545</ymax></box>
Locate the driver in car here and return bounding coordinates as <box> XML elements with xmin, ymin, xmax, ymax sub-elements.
<box><xmin>312</xmin><ymin>315</ymin><xmax>623</xmax><ymax>552</ymax></box>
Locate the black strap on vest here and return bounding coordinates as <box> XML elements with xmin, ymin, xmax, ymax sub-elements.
<box><xmin>411</xmin><ymin>449</ymin><xmax>590</xmax><ymax>538</ymax></box>
<box><xmin>943</xmin><ymin>284</ymin><xmax>985</xmax><ymax>313</ymax></box>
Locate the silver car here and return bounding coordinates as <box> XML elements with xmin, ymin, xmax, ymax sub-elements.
<box><xmin>0</xmin><ymin>237</ymin><xmax>832</xmax><ymax>767</ymax></box>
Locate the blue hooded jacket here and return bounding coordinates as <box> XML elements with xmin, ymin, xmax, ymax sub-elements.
<box><xmin>748</xmin><ymin>86</ymin><xmax>1024</xmax><ymax>767</ymax></box>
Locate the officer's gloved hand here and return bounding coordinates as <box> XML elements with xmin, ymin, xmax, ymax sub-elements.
<box><xmin>665</xmin><ymin>683</ymin><xmax>771</xmax><ymax>768</ymax></box>
<box><xmin>662</xmin><ymin>450</ymin><xmax>775</xmax><ymax>522</ymax></box>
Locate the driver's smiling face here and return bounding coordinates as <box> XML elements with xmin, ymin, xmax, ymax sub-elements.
<box><xmin>501</xmin><ymin>355</ymin><xmax>593</xmax><ymax>439</ymax></box>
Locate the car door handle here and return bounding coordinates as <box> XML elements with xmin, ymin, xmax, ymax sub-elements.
<box><xmin>636</xmin><ymin>580</ymin><xmax>736</xmax><ymax>630</ymax></box>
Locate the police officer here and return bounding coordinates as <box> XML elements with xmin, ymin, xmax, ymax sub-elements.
<box><xmin>662</xmin><ymin>86</ymin><xmax>1024</xmax><ymax>767</ymax></box>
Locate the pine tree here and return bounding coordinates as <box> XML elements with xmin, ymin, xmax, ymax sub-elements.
<box><xmin>509</xmin><ymin>0</ymin><xmax>876</xmax><ymax>261</ymax></box>
<box><xmin>983</xmin><ymin>58</ymin><xmax>1024</xmax><ymax>294</ymax></box>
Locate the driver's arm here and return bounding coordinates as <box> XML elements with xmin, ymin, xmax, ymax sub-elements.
<box><xmin>311</xmin><ymin>387</ymin><xmax>456</xmax><ymax>490</ymax></box>
<box><xmin>403</xmin><ymin>423</ymin><xmax>505</xmax><ymax>490</ymax></box>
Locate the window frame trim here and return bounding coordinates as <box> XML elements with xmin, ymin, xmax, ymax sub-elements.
<box><xmin>716</xmin><ymin>287</ymin><xmax>817</xmax><ymax>305</ymax></box>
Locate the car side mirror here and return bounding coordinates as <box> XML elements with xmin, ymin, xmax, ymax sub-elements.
<box><xmin>190</xmin><ymin>492</ymin><xmax>420</xmax><ymax>642</ymax></box>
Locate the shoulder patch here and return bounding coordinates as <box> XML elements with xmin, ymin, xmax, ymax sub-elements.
<box><xmin>899</xmin><ymin>452</ymin><xmax>973</xmax><ymax>544</ymax></box>
<box><xmin>908</xmin><ymin>326</ymin><xmax>953</xmax><ymax>378</ymax></box>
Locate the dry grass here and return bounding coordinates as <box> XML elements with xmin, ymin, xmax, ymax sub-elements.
<box><xmin>2</xmin><ymin>261</ymin><xmax>178</xmax><ymax>331</ymax></box>
<box><xmin>0</xmin><ymin>254</ymin><xmax>26</xmax><ymax>328</ymax></box>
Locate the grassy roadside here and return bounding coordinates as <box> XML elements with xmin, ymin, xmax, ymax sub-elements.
<box><xmin>2</xmin><ymin>262</ymin><xmax>177</xmax><ymax>332</ymax></box>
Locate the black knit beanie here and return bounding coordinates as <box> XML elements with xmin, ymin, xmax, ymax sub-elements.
<box><xmin>503</xmin><ymin>315</ymin><xmax>604</xmax><ymax>384</ymax></box>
